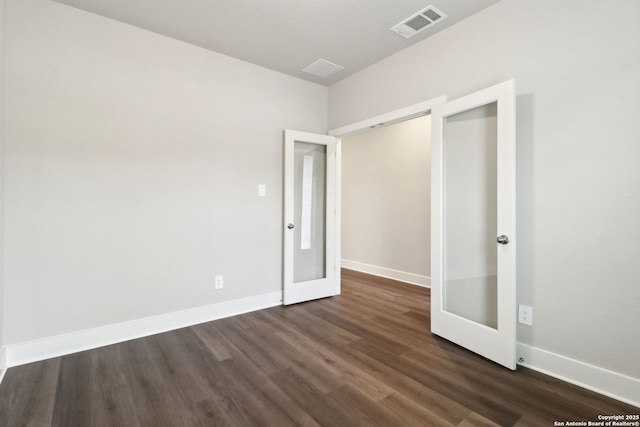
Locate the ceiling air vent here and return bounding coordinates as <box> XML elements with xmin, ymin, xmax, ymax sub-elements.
<box><xmin>391</xmin><ymin>5</ymin><xmax>447</xmax><ymax>39</ymax></box>
<box><xmin>302</xmin><ymin>59</ymin><xmax>344</xmax><ymax>79</ymax></box>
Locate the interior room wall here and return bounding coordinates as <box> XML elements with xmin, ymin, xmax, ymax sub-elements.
<box><xmin>3</xmin><ymin>0</ymin><xmax>327</xmax><ymax>346</ymax></box>
<box><xmin>0</xmin><ymin>0</ymin><xmax>6</xmax><ymax>365</ymax></box>
<box><xmin>330</xmin><ymin>0</ymin><xmax>640</xmax><ymax>383</ymax></box>
<box><xmin>341</xmin><ymin>116</ymin><xmax>430</xmax><ymax>285</ymax></box>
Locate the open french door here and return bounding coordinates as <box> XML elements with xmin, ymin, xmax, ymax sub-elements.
<box><xmin>431</xmin><ymin>80</ymin><xmax>517</xmax><ymax>369</ymax></box>
<box><xmin>283</xmin><ymin>130</ymin><xmax>339</xmax><ymax>305</ymax></box>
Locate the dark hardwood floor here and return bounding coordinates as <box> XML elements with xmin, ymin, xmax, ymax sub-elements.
<box><xmin>0</xmin><ymin>269</ymin><xmax>637</xmax><ymax>426</ymax></box>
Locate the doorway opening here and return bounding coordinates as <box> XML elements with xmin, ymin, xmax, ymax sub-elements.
<box><xmin>328</xmin><ymin>96</ymin><xmax>446</xmax><ymax>294</ymax></box>
<box><xmin>339</xmin><ymin>115</ymin><xmax>431</xmax><ymax>288</ymax></box>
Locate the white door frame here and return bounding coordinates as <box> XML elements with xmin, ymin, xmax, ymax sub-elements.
<box><xmin>328</xmin><ymin>96</ymin><xmax>447</xmax><ymax>294</ymax></box>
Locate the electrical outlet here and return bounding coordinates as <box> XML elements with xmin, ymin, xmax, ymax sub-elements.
<box><xmin>518</xmin><ymin>304</ymin><xmax>533</xmax><ymax>326</ymax></box>
<box><xmin>258</xmin><ymin>184</ymin><xmax>266</xmax><ymax>197</ymax></box>
<box><xmin>214</xmin><ymin>275</ymin><xmax>224</xmax><ymax>290</ymax></box>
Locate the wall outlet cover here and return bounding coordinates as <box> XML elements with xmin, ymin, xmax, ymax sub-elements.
<box><xmin>518</xmin><ymin>304</ymin><xmax>533</xmax><ymax>326</ymax></box>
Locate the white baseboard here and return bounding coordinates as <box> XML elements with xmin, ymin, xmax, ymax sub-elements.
<box><xmin>342</xmin><ymin>259</ymin><xmax>430</xmax><ymax>288</ymax></box>
<box><xmin>517</xmin><ymin>342</ymin><xmax>640</xmax><ymax>409</ymax></box>
<box><xmin>6</xmin><ymin>291</ymin><xmax>282</xmax><ymax>368</ymax></box>
<box><xmin>0</xmin><ymin>347</ymin><xmax>7</xmax><ymax>385</ymax></box>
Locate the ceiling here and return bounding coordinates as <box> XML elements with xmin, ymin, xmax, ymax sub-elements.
<box><xmin>53</xmin><ymin>0</ymin><xmax>502</xmax><ymax>86</ymax></box>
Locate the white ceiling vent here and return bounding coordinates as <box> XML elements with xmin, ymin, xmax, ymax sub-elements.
<box><xmin>391</xmin><ymin>5</ymin><xmax>447</xmax><ymax>38</ymax></box>
<box><xmin>302</xmin><ymin>59</ymin><xmax>344</xmax><ymax>79</ymax></box>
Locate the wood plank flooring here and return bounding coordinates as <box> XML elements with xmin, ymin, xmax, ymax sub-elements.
<box><xmin>0</xmin><ymin>269</ymin><xmax>637</xmax><ymax>426</ymax></box>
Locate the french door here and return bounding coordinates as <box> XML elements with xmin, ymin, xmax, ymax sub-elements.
<box><xmin>431</xmin><ymin>80</ymin><xmax>517</xmax><ymax>369</ymax></box>
<box><xmin>283</xmin><ymin>130</ymin><xmax>339</xmax><ymax>305</ymax></box>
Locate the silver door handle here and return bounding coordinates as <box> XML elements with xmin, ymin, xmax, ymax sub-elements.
<box><xmin>497</xmin><ymin>235</ymin><xmax>509</xmax><ymax>245</ymax></box>
<box><xmin>287</xmin><ymin>223</ymin><xmax>295</xmax><ymax>230</ymax></box>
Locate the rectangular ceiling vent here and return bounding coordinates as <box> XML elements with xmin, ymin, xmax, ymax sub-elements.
<box><xmin>391</xmin><ymin>5</ymin><xmax>447</xmax><ymax>39</ymax></box>
<box><xmin>302</xmin><ymin>58</ymin><xmax>344</xmax><ymax>79</ymax></box>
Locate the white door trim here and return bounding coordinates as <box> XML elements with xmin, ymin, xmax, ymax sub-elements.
<box><xmin>328</xmin><ymin>96</ymin><xmax>447</xmax><ymax>288</ymax></box>
<box><xmin>328</xmin><ymin>97</ymin><xmax>447</xmax><ymax>138</ymax></box>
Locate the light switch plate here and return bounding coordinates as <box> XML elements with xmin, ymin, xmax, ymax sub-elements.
<box><xmin>214</xmin><ymin>275</ymin><xmax>224</xmax><ymax>289</ymax></box>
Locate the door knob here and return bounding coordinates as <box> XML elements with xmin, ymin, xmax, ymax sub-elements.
<box><xmin>497</xmin><ymin>235</ymin><xmax>509</xmax><ymax>245</ymax></box>
<box><xmin>287</xmin><ymin>223</ymin><xmax>295</xmax><ymax>230</ymax></box>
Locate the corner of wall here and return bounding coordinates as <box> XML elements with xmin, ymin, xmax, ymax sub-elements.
<box><xmin>0</xmin><ymin>0</ymin><xmax>7</xmax><ymax>383</ymax></box>
<box><xmin>0</xmin><ymin>347</ymin><xmax>7</xmax><ymax>384</ymax></box>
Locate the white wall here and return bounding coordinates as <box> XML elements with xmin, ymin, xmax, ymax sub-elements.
<box><xmin>341</xmin><ymin>116</ymin><xmax>430</xmax><ymax>284</ymax></box>
<box><xmin>4</xmin><ymin>0</ymin><xmax>327</xmax><ymax>345</ymax></box>
<box><xmin>331</xmin><ymin>0</ymin><xmax>640</xmax><ymax>383</ymax></box>
<box><xmin>0</xmin><ymin>0</ymin><xmax>6</xmax><ymax>365</ymax></box>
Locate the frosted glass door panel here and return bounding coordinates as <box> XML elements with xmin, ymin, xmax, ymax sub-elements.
<box><xmin>293</xmin><ymin>141</ymin><xmax>327</xmax><ymax>283</ymax></box>
<box><xmin>444</xmin><ymin>102</ymin><xmax>498</xmax><ymax>328</ymax></box>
